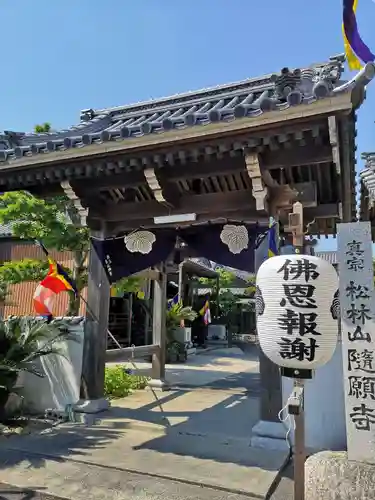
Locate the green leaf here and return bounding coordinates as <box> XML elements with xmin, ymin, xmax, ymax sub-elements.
<box><xmin>0</xmin><ymin>317</ymin><xmax>79</xmax><ymax>386</ymax></box>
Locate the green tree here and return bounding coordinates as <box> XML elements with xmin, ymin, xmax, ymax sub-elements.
<box><xmin>198</xmin><ymin>267</ymin><xmax>236</xmax><ymax>288</ymax></box>
<box><xmin>34</xmin><ymin>123</ymin><xmax>51</xmax><ymax>133</ymax></box>
<box><xmin>0</xmin><ymin>191</ymin><xmax>89</xmax><ymax>315</ymax></box>
<box><xmin>0</xmin><ymin>191</ymin><xmax>145</xmax><ymax>316</ymax></box>
<box><xmin>111</xmin><ymin>275</ymin><xmax>145</xmax><ymax>297</ymax></box>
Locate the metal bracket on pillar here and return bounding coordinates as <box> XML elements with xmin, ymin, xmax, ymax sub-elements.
<box><xmin>244</xmin><ymin>151</ymin><xmax>269</xmax><ymax>211</ymax></box>
<box><xmin>60</xmin><ymin>180</ymin><xmax>89</xmax><ymax>226</ymax></box>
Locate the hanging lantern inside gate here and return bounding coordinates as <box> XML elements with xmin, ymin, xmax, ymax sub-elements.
<box><xmin>255</xmin><ymin>254</ymin><xmax>339</xmax><ymax>371</ymax></box>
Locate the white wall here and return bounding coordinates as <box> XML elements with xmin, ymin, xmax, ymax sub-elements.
<box><xmin>19</xmin><ymin>319</ymin><xmax>84</xmax><ymax>414</ymax></box>
<box><xmin>282</xmin><ymin>341</ymin><xmax>347</xmax><ymax>454</ymax></box>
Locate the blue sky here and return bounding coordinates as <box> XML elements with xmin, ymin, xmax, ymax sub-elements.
<box><xmin>0</xmin><ymin>0</ymin><xmax>374</xmax><ymax>252</ymax></box>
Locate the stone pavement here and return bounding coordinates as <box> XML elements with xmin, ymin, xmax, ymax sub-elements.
<box><xmin>0</xmin><ymin>347</ymin><xmax>292</xmax><ymax>500</ymax></box>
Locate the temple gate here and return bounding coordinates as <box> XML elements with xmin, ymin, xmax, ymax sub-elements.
<box><xmin>0</xmin><ymin>53</ymin><xmax>370</xmax><ymax>439</ymax></box>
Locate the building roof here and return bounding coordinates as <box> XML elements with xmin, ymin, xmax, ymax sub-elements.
<box><xmin>0</xmin><ymin>223</ymin><xmax>13</xmax><ymax>237</ymax></box>
<box><xmin>0</xmin><ymin>54</ymin><xmax>373</xmax><ymax>165</ymax></box>
<box><xmin>314</xmin><ymin>250</ymin><xmax>337</xmax><ymax>265</ymax></box>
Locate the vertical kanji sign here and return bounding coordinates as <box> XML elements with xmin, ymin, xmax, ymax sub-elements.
<box><xmin>337</xmin><ymin>221</ymin><xmax>375</xmax><ymax>464</ymax></box>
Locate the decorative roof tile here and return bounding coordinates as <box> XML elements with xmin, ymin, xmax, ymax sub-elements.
<box><xmin>0</xmin><ymin>55</ymin><xmax>374</xmax><ymax>164</ymax></box>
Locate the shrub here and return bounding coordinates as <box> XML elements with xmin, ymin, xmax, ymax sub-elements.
<box><xmin>104</xmin><ymin>365</ymin><xmax>149</xmax><ymax>399</ymax></box>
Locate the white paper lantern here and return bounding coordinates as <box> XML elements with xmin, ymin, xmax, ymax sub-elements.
<box><xmin>256</xmin><ymin>254</ymin><xmax>339</xmax><ymax>370</ymax></box>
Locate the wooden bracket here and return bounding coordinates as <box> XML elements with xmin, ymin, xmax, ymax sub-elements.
<box><xmin>244</xmin><ymin>152</ymin><xmax>268</xmax><ymax>211</ymax></box>
<box><xmin>144</xmin><ymin>167</ymin><xmax>168</xmax><ymax>204</ymax></box>
<box><xmin>60</xmin><ymin>180</ymin><xmax>88</xmax><ymax>226</ymax></box>
<box><xmin>288</xmin><ymin>202</ymin><xmax>304</xmax><ymax>248</ymax></box>
<box><xmin>144</xmin><ymin>167</ymin><xmax>179</xmax><ymax>208</ymax></box>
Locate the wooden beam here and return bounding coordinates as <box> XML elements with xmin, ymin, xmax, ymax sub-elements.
<box><xmin>73</xmin><ymin>155</ymin><xmax>247</xmax><ymax>194</ymax></box>
<box><xmin>71</xmin><ymin>142</ymin><xmax>332</xmax><ymax>197</ymax></box>
<box><xmin>103</xmin><ymin>209</ymin><xmax>269</xmax><ymax>234</ymax></box>
<box><xmin>270</xmin><ymin>182</ymin><xmax>317</xmax><ymax>210</ymax></box>
<box><xmin>304</xmin><ymin>203</ymin><xmax>339</xmax><ymax>219</ymax></box>
<box><xmin>91</xmin><ymin>190</ymin><xmax>256</xmax><ymax>221</ymax></box>
<box><xmin>261</xmin><ymin>142</ymin><xmax>332</xmax><ymax>170</ymax></box>
<box><xmin>162</xmin><ymin>155</ymin><xmax>246</xmax><ymax>181</ymax></box>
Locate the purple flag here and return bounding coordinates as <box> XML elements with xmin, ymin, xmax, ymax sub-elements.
<box><xmin>343</xmin><ymin>0</ymin><xmax>375</xmax><ymax>64</ymax></box>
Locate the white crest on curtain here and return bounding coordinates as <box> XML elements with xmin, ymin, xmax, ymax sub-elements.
<box><xmin>220</xmin><ymin>224</ymin><xmax>249</xmax><ymax>254</ymax></box>
<box><xmin>124</xmin><ymin>230</ymin><xmax>156</xmax><ymax>254</ymax></box>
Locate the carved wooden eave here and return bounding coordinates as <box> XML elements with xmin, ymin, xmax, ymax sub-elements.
<box><xmin>0</xmin><ymin>56</ymin><xmax>372</xmax><ymax>237</ymax></box>
<box><xmin>244</xmin><ymin>151</ymin><xmax>268</xmax><ymax>212</ymax></box>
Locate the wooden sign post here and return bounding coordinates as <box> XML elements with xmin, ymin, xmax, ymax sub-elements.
<box><xmin>291</xmin><ymin>201</ymin><xmax>305</xmax><ymax>500</ymax></box>
<box><xmin>256</xmin><ymin>202</ymin><xmax>339</xmax><ymax>500</ymax></box>
<box><xmin>337</xmin><ymin>221</ymin><xmax>375</xmax><ymax>463</ymax></box>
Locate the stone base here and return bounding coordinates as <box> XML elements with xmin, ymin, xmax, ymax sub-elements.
<box><xmin>147</xmin><ymin>379</ymin><xmax>170</xmax><ymax>392</ymax></box>
<box><xmin>251</xmin><ymin>420</ymin><xmax>290</xmax><ymax>451</ymax></box>
<box><xmin>74</xmin><ymin>398</ymin><xmax>110</xmax><ymax>414</ymax></box>
<box><xmin>305</xmin><ymin>451</ymin><xmax>375</xmax><ymax>500</ymax></box>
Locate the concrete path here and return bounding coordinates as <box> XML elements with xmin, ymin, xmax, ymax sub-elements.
<box><xmin>109</xmin><ymin>346</ymin><xmax>260</xmax><ymax>389</ymax></box>
<box><xmin>0</xmin><ymin>346</ymin><xmax>290</xmax><ymax>500</ymax></box>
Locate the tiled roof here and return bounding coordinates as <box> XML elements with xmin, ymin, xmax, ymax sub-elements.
<box><xmin>0</xmin><ymin>223</ymin><xmax>13</xmax><ymax>237</ymax></box>
<box><xmin>0</xmin><ymin>55</ymin><xmax>373</xmax><ymax>164</ymax></box>
<box><xmin>315</xmin><ymin>251</ymin><xmax>337</xmax><ymax>265</ymax></box>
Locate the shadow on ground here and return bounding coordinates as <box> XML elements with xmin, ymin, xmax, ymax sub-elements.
<box><xmin>0</xmin><ymin>484</ymin><xmax>53</xmax><ymax>500</ymax></box>
<box><xmin>0</xmin><ymin>425</ymin><xmax>121</xmax><ymax>470</ymax></box>
<box><xmin>0</xmin><ymin>344</ymin><xmax>265</xmax><ymax>476</ymax></box>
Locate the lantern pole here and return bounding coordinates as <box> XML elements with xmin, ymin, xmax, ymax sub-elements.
<box><xmin>287</xmin><ymin>380</ymin><xmax>305</xmax><ymax>500</ymax></box>
<box><xmin>291</xmin><ymin>200</ymin><xmax>306</xmax><ymax>500</ymax></box>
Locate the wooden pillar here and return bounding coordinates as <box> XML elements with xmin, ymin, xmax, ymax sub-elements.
<box><xmin>257</xmin><ymin>222</ymin><xmax>283</xmax><ymax>423</ymax></box>
<box><xmin>178</xmin><ymin>261</ymin><xmax>185</xmax><ymax>304</ymax></box>
<box><xmin>79</xmin><ymin>227</ymin><xmax>111</xmax><ymax>409</ymax></box>
<box><xmin>144</xmin><ymin>277</ymin><xmax>152</xmax><ymax>345</ymax></box>
<box><xmin>150</xmin><ymin>263</ymin><xmax>168</xmax><ymax>388</ymax></box>
<box><xmin>251</xmin><ymin>223</ymin><xmax>286</xmax><ymax>449</ymax></box>
<box><xmin>216</xmin><ymin>275</ymin><xmax>220</xmax><ymax>318</ymax></box>
<box><xmin>127</xmin><ymin>293</ymin><xmax>133</xmax><ymax>346</ymax></box>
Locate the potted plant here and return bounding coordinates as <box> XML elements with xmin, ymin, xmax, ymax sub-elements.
<box><xmin>0</xmin><ymin>316</ymin><xmax>78</xmax><ymax>420</ymax></box>
<box><xmin>166</xmin><ymin>303</ymin><xmax>198</xmax><ymax>363</ymax></box>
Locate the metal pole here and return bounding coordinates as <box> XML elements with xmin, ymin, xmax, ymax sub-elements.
<box><xmin>288</xmin><ymin>379</ymin><xmax>305</xmax><ymax>500</ymax></box>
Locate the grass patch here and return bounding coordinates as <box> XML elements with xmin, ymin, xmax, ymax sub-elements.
<box><xmin>104</xmin><ymin>365</ymin><xmax>149</xmax><ymax>399</ymax></box>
